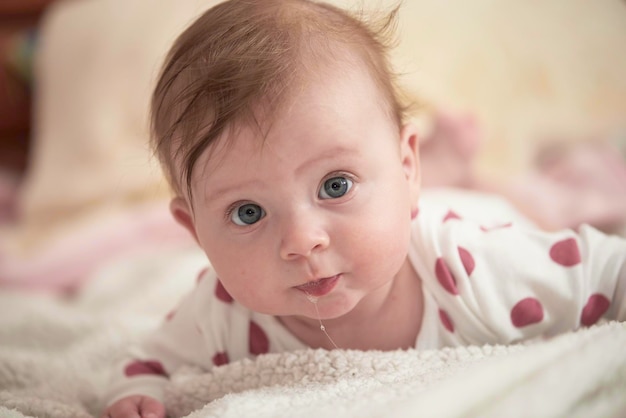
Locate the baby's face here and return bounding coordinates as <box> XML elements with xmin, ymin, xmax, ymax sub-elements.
<box><xmin>173</xmin><ymin>66</ymin><xmax>420</xmax><ymax>322</ymax></box>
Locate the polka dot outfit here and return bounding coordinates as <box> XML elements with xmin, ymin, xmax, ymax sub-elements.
<box><xmin>103</xmin><ymin>201</ymin><xmax>626</xmax><ymax>405</ymax></box>
<box><xmin>411</xmin><ymin>203</ymin><xmax>626</xmax><ymax>349</ymax></box>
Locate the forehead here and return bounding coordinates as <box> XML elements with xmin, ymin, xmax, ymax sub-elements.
<box><xmin>211</xmin><ymin>62</ymin><xmax>395</xmax><ymax>160</ymax></box>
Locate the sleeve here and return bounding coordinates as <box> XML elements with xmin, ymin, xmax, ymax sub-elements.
<box><xmin>102</xmin><ymin>267</ymin><xmax>223</xmax><ymax>406</ymax></box>
<box><xmin>412</xmin><ymin>206</ymin><xmax>626</xmax><ymax>347</ymax></box>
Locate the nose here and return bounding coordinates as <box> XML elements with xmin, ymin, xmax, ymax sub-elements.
<box><xmin>279</xmin><ymin>210</ymin><xmax>330</xmax><ymax>260</ymax></box>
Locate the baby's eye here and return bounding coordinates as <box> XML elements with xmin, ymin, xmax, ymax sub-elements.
<box><xmin>231</xmin><ymin>203</ymin><xmax>265</xmax><ymax>225</ymax></box>
<box><xmin>319</xmin><ymin>176</ymin><xmax>353</xmax><ymax>199</ymax></box>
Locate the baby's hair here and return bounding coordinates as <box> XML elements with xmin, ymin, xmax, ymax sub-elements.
<box><xmin>151</xmin><ymin>0</ymin><xmax>411</xmax><ymax>200</ymax></box>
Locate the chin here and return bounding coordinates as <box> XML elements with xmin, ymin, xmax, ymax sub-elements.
<box><xmin>315</xmin><ymin>294</ymin><xmax>360</xmax><ymax>320</ymax></box>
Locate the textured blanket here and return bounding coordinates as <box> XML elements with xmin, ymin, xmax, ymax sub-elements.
<box><xmin>1</xmin><ymin>246</ymin><xmax>625</xmax><ymax>418</ymax></box>
<box><xmin>166</xmin><ymin>321</ymin><xmax>626</xmax><ymax>418</ymax></box>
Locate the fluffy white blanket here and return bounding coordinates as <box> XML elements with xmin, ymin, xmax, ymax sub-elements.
<box><xmin>1</xmin><ymin>246</ymin><xmax>625</xmax><ymax>418</ymax></box>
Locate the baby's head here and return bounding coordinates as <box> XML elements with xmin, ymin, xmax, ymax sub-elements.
<box><xmin>151</xmin><ymin>0</ymin><xmax>421</xmax><ymax>320</ymax></box>
<box><xmin>152</xmin><ymin>0</ymin><xmax>411</xmax><ymax>199</ymax></box>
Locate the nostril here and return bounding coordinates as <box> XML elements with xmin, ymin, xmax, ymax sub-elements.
<box><xmin>280</xmin><ymin>232</ymin><xmax>329</xmax><ymax>260</ymax></box>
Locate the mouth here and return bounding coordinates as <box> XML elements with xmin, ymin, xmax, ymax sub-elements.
<box><xmin>294</xmin><ymin>274</ymin><xmax>340</xmax><ymax>297</ymax></box>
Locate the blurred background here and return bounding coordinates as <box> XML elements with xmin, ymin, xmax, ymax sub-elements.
<box><xmin>389</xmin><ymin>0</ymin><xmax>626</xmax><ymax>177</ymax></box>
<box><xmin>0</xmin><ymin>0</ymin><xmax>626</xmax><ymax>202</ymax></box>
<box><xmin>0</xmin><ymin>0</ymin><xmax>50</xmax><ymax>174</ymax></box>
<box><xmin>0</xmin><ymin>0</ymin><xmax>625</xmax><ymax>255</ymax></box>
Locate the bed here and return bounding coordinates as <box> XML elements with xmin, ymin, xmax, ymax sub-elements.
<box><xmin>1</xmin><ymin>0</ymin><xmax>626</xmax><ymax>417</ymax></box>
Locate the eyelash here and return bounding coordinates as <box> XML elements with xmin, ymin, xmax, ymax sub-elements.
<box><xmin>224</xmin><ymin>201</ymin><xmax>248</xmax><ymax>224</ymax></box>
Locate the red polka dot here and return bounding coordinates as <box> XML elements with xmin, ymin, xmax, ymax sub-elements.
<box><xmin>212</xmin><ymin>351</ymin><xmax>230</xmax><ymax>367</ymax></box>
<box><xmin>196</xmin><ymin>267</ymin><xmax>209</xmax><ymax>284</ymax></box>
<box><xmin>215</xmin><ymin>279</ymin><xmax>234</xmax><ymax>303</ymax></box>
<box><xmin>580</xmin><ymin>293</ymin><xmax>610</xmax><ymax>327</ymax></box>
<box><xmin>511</xmin><ymin>298</ymin><xmax>544</xmax><ymax>328</ymax></box>
<box><xmin>249</xmin><ymin>321</ymin><xmax>269</xmax><ymax>355</ymax></box>
<box><xmin>124</xmin><ymin>360</ymin><xmax>168</xmax><ymax>377</ymax></box>
<box><xmin>549</xmin><ymin>238</ymin><xmax>581</xmax><ymax>267</ymax></box>
<box><xmin>458</xmin><ymin>247</ymin><xmax>475</xmax><ymax>276</ymax></box>
<box><xmin>165</xmin><ymin>310</ymin><xmax>176</xmax><ymax>321</ymax></box>
<box><xmin>435</xmin><ymin>258</ymin><xmax>458</xmax><ymax>295</ymax></box>
<box><xmin>443</xmin><ymin>210</ymin><xmax>461</xmax><ymax>222</ymax></box>
<box><xmin>439</xmin><ymin>309</ymin><xmax>454</xmax><ymax>332</ymax></box>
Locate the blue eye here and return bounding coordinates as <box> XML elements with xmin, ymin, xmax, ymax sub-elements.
<box><xmin>319</xmin><ymin>176</ymin><xmax>353</xmax><ymax>199</ymax></box>
<box><xmin>231</xmin><ymin>203</ymin><xmax>265</xmax><ymax>225</ymax></box>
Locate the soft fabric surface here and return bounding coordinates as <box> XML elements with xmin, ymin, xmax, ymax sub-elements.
<box><xmin>0</xmin><ymin>237</ymin><xmax>624</xmax><ymax>418</ymax></box>
<box><xmin>0</xmin><ymin>245</ymin><xmax>209</xmax><ymax>418</ymax></box>
<box><xmin>0</xmin><ymin>200</ymin><xmax>195</xmax><ymax>293</ymax></box>
<box><xmin>168</xmin><ymin>322</ymin><xmax>626</xmax><ymax>418</ymax></box>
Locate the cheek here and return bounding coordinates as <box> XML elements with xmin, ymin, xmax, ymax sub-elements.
<box><xmin>202</xmin><ymin>238</ymin><xmax>278</xmax><ymax>307</ymax></box>
<box><xmin>345</xmin><ymin>197</ymin><xmax>411</xmax><ymax>271</ymax></box>
<box><xmin>195</xmin><ymin>219</ymin><xmax>257</xmax><ymax>280</ymax></box>
<box><xmin>363</xmin><ymin>215</ymin><xmax>410</xmax><ymax>261</ymax></box>
<box><xmin>206</xmin><ymin>242</ymin><xmax>256</xmax><ymax>281</ymax></box>
<box><xmin>354</xmin><ymin>178</ymin><xmax>413</xmax><ymax>266</ymax></box>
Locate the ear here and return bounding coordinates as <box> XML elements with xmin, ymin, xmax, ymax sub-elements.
<box><xmin>399</xmin><ymin>122</ymin><xmax>421</xmax><ymax>213</ymax></box>
<box><xmin>170</xmin><ymin>197</ymin><xmax>199</xmax><ymax>243</ymax></box>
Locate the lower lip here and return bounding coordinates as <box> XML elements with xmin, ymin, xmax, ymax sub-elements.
<box><xmin>295</xmin><ymin>275</ymin><xmax>340</xmax><ymax>297</ymax></box>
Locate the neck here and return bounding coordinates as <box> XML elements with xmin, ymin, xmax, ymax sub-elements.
<box><xmin>281</xmin><ymin>258</ymin><xmax>423</xmax><ymax>351</ymax></box>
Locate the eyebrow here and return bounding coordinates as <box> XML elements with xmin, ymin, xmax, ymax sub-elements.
<box><xmin>203</xmin><ymin>179</ymin><xmax>262</xmax><ymax>205</ymax></box>
<box><xmin>293</xmin><ymin>145</ymin><xmax>358</xmax><ymax>177</ymax></box>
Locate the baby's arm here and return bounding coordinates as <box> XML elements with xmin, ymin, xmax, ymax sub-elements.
<box><xmin>101</xmin><ymin>269</ymin><xmax>215</xmax><ymax>417</ymax></box>
<box><xmin>101</xmin><ymin>395</ymin><xmax>165</xmax><ymax>418</ymax></box>
<box><xmin>415</xmin><ymin>205</ymin><xmax>626</xmax><ymax>347</ymax></box>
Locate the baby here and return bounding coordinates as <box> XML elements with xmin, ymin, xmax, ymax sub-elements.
<box><xmin>101</xmin><ymin>1</ymin><xmax>626</xmax><ymax>417</ymax></box>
